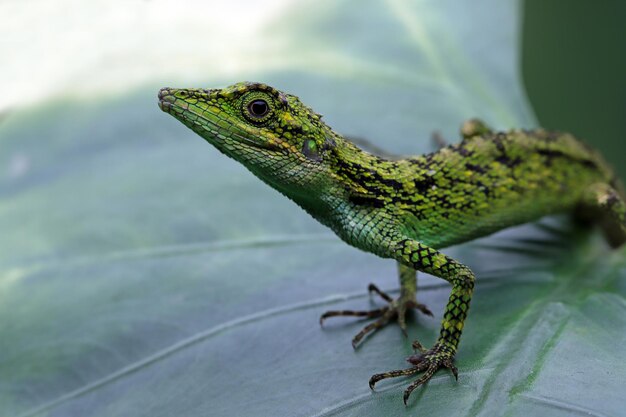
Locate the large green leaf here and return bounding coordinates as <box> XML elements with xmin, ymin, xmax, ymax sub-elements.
<box><xmin>1</xmin><ymin>1</ymin><xmax>625</xmax><ymax>416</ymax></box>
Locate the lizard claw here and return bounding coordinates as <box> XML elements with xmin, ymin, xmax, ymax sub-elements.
<box><xmin>407</xmin><ymin>300</ymin><xmax>434</xmax><ymax>317</ymax></box>
<box><xmin>320</xmin><ymin>283</ymin><xmax>433</xmax><ymax>348</ymax></box>
<box><xmin>370</xmin><ymin>342</ymin><xmax>458</xmax><ymax>406</ymax></box>
<box><xmin>411</xmin><ymin>340</ymin><xmax>427</xmax><ymax>353</ymax></box>
<box><xmin>449</xmin><ymin>362</ymin><xmax>459</xmax><ymax>381</ymax></box>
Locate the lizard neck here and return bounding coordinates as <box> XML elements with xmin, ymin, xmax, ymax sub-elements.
<box><xmin>262</xmin><ymin>135</ymin><xmax>402</xmax><ymax>229</ymax></box>
<box><xmin>327</xmin><ymin>136</ymin><xmax>427</xmax><ymax>201</ymax></box>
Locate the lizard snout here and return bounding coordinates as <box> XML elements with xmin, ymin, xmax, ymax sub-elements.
<box><xmin>158</xmin><ymin>88</ymin><xmax>176</xmax><ymax>112</ymax></box>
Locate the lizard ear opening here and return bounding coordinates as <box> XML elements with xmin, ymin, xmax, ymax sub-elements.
<box><xmin>302</xmin><ymin>139</ymin><xmax>321</xmax><ymax>161</ymax></box>
<box><xmin>302</xmin><ymin>134</ymin><xmax>336</xmax><ymax>162</ymax></box>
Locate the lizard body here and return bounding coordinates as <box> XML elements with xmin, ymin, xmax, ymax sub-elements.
<box><xmin>158</xmin><ymin>82</ymin><xmax>626</xmax><ymax>404</ymax></box>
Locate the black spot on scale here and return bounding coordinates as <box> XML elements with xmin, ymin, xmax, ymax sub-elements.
<box><xmin>452</xmin><ymin>144</ymin><xmax>473</xmax><ymax>157</ymax></box>
<box><xmin>379</xmin><ymin>177</ymin><xmax>405</xmax><ymax>191</ymax></box>
<box><xmin>349</xmin><ymin>193</ymin><xmax>385</xmax><ymax>208</ymax></box>
<box><xmin>408</xmin><ymin>157</ymin><xmax>427</xmax><ymax>166</ymax></box>
<box><xmin>536</xmin><ymin>149</ymin><xmax>560</xmax><ymax>167</ymax></box>
<box><xmin>336</xmin><ymin>158</ymin><xmax>405</xmax><ymax>192</ymax></box>
<box><xmin>486</xmin><ymin>132</ymin><xmax>523</xmax><ymax>168</ymax></box>
<box><xmin>413</xmin><ymin>175</ymin><xmax>437</xmax><ymax>194</ymax></box>
<box><xmin>465</xmin><ymin>163</ymin><xmax>486</xmax><ymax>174</ymax></box>
<box><xmin>537</xmin><ymin>148</ymin><xmax>567</xmax><ymax>159</ymax></box>
<box><xmin>580</xmin><ymin>159</ymin><xmax>598</xmax><ymax>169</ymax></box>
<box><xmin>495</xmin><ymin>154</ymin><xmax>522</xmax><ymax>168</ymax></box>
<box><xmin>475</xmin><ymin>180</ymin><xmax>494</xmax><ymax>198</ymax></box>
<box><xmin>536</xmin><ymin>148</ymin><xmax>599</xmax><ymax>170</ymax></box>
<box><xmin>492</xmin><ymin>133</ymin><xmax>507</xmax><ymax>152</ymax></box>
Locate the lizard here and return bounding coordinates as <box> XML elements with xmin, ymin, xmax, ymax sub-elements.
<box><xmin>157</xmin><ymin>81</ymin><xmax>626</xmax><ymax>405</ymax></box>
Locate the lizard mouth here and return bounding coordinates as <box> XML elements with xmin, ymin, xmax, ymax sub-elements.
<box><xmin>158</xmin><ymin>87</ymin><xmax>279</xmax><ymax>152</ymax></box>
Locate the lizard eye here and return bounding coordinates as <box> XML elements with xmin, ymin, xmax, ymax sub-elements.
<box><xmin>247</xmin><ymin>100</ymin><xmax>270</xmax><ymax>118</ymax></box>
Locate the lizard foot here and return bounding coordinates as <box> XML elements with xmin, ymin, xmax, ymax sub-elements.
<box><xmin>319</xmin><ymin>283</ymin><xmax>433</xmax><ymax>348</ymax></box>
<box><xmin>369</xmin><ymin>341</ymin><xmax>458</xmax><ymax>405</ymax></box>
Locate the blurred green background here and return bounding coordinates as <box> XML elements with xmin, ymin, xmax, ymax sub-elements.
<box><xmin>523</xmin><ymin>0</ymin><xmax>626</xmax><ymax>180</ymax></box>
<box><xmin>1</xmin><ymin>1</ymin><xmax>625</xmax><ymax>417</ymax></box>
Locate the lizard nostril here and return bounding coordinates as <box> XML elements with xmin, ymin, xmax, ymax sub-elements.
<box><xmin>158</xmin><ymin>88</ymin><xmax>174</xmax><ymax>101</ymax></box>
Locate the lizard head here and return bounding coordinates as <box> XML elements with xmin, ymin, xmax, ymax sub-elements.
<box><xmin>158</xmin><ymin>82</ymin><xmax>338</xmax><ymax>195</ymax></box>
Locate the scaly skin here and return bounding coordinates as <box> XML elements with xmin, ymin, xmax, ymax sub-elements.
<box><xmin>158</xmin><ymin>82</ymin><xmax>626</xmax><ymax>405</ymax></box>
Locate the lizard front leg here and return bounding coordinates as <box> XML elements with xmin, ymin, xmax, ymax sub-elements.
<box><xmin>320</xmin><ymin>262</ymin><xmax>433</xmax><ymax>348</ymax></box>
<box><xmin>369</xmin><ymin>238</ymin><xmax>475</xmax><ymax>405</ymax></box>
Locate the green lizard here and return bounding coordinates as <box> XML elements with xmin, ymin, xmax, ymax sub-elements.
<box><xmin>158</xmin><ymin>82</ymin><xmax>626</xmax><ymax>404</ymax></box>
